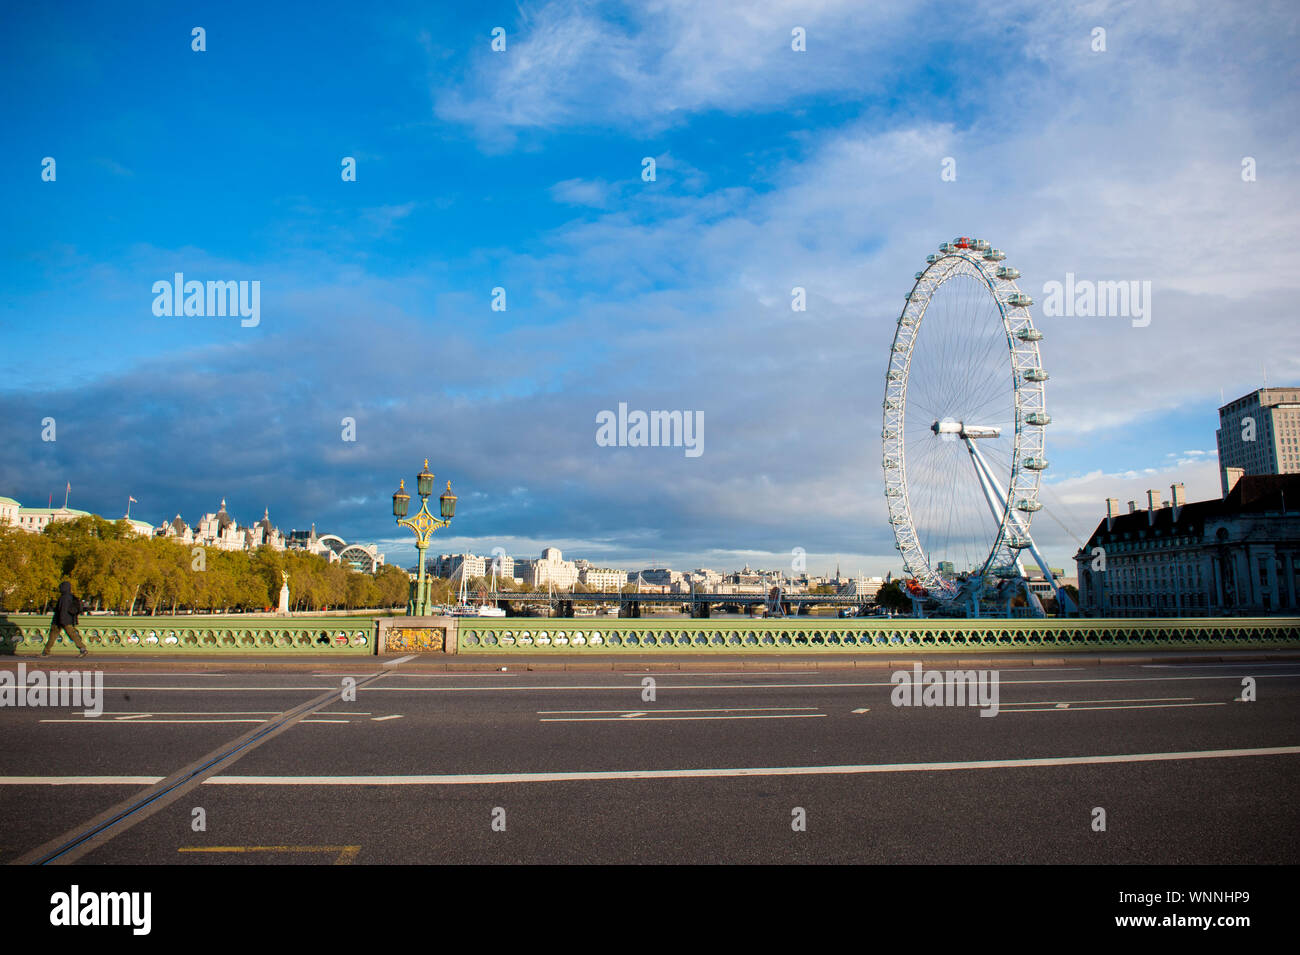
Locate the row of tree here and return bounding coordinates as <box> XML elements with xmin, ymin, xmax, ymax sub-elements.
<box><xmin>0</xmin><ymin>516</ymin><xmax>410</xmax><ymax>614</ymax></box>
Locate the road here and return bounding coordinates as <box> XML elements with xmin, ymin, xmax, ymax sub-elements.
<box><xmin>2</xmin><ymin>654</ymin><xmax>1298</xmax><ymax>864</ymax></box>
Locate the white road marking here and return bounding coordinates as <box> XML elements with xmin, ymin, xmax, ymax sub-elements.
<box><xmin>1003</xmin><ymin>702</ymin><xmax>1229</xmax><ymax>713</ymax></box>
<box><xmin>539</xmin><ymin>714</ymin><xmax>828</xmax><ymax>723</ymax></box>
<box><xmin>5</xmin><ymin>745</ymin><xmax>1298</xmax><ymax>788</ymax></box>
<box><xmin>299</xmin><ymin>719</ymin><xmax>350</xmax><ymax>724</ymax></box>
<box><xmin>537</xmin><ymin>706</ymin><xmax>821</xmax><ymax>714</ymax></box>
<box><xmin>999</xmin><ymin>697</ymin><xmax>1195</xmax><ymax>706</ymax></box>
<box><xmin>1055</xmin><ymin>703</ymin><xmax>1069</xmax><ymax>709</ymax></box>
<box><xmin>371</xmin><ymin>715</ymin><xmax>403</xmax><ymax>721</ymax></box>
<box><xmin>619</xmin><ymin>671</ymin><xmax>820</xmax><ymax>676</ymax></box>
<box><xmin>384</xmin><ymin>655</ymin><xmax>416</xmax><ymax>667</ymax></box>
<box><xmin>197</xmin><ymin>746</ymin><xmax>1300</xmax><ymax>786</ymax></box>
<box><xmin>852</xmin><ymin>708</ymin><xmax>869</xmax><ymax>714</ymax></box>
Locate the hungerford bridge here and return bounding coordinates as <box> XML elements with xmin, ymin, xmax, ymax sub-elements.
<box><xmin>472</xmin><ymin>589</ymin><xmax>866</xmax><ymax>618</ymax></box>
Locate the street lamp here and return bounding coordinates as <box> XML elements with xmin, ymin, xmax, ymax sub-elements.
<box><xmin>392</xmin><ymin>460</ymin><xmax>456</xmax><ymax>616</ymax></box>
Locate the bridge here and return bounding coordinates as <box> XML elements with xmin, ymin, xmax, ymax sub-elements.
<box><xmin>476</xmin><ymin>590</ymin><xmax>872</xmax><ymax>617</ymax></box>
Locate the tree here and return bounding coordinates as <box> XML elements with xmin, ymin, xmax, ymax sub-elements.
<box><xmin>0</xmin><ymin>521</ymin><xmax>411</xmax><ymax>614</ymax></box>
<box><xmin>874</xmin><ymin>580</ymin><xmax>912</xmax><ymax>613</ymax></box>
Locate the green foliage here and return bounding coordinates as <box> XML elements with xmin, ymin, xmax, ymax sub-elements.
<box><xmin>874</xmin><ymin>580</ymin><xmax>913</xmax><ymax>612</ymax></box>
<box><xmin>0</xmin><ymin>522</ymin><xmax>404</xmax><ymax>614</ymax></box>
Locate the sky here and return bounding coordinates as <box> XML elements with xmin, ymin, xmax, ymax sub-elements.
<box><xmin>2</xmin><ymin>0</ymin><xmax>1298</xmax><ymax>577</ymax></box>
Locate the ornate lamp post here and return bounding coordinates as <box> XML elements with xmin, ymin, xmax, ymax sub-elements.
<box><xmin>392</xmin><ymin>460</ymin><xmax>457</xmax><ymax>616</ymax></box>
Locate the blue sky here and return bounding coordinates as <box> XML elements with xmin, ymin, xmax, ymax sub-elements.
<box><xmin>2</xmin><ymin>0</ymin><xmax>1298</xmax><ymax>575</ymax></box>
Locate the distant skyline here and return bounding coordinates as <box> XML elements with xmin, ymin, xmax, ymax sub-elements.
<box><xmin>3</xmin><ymin>1</ymin><xmax>1298</xmax><ymax>577</ymax></box>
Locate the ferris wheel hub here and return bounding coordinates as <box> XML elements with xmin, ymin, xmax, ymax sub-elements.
<box><xmin>930</xmin><ymin>419</ymin><xmax>1001</xmax><ymax>439</ymax></box>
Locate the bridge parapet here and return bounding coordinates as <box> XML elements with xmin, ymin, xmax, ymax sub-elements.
<box><xmin>0</xmin><ymin>614</ymin><xmax>375</xmax><ymax>654</ymax></box>
<box><xmin>452</xmin><ymin>617</ymin><xmax>1300</xmax><ymax>653</ymax></box>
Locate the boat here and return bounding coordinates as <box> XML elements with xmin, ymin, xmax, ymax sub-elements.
<box><xmin>448</xmin><ymin>564</ymin><xmax>507</xmax><ymax>617</ymax></box>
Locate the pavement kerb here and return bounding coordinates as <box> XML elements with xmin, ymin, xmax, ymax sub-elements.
<box><xmin>1</xmin><ymin>649</ymin><xmax>1298</xmax><ymax>675</ymax></box>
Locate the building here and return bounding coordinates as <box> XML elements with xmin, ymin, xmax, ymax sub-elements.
<box><xmin>578</xmin><ymin>566</ymin><xmax>627</xmax><ymax>591</ymax></box>
<box><xmin>158</xmin><ymin>514</ymin><xmax>195</xmax><ymax>544</ymax></box>
<box><xmin>522</xmin><ymin>547</ymin><xmax>579</xmax><ymax>589</ymax></box>
<box><xmin>1216</xmin><ymin>387</ymin><xmax>1300</xmax><ymax>496</ymax></box>
<box><xmin>183</xmin><ymin>500</ymin><xmax>286</xmax><ymax>552</ymax></box>
<box><xmin>1074</xmin><ymin>476</ymin><xmax>1300</xmax><ymax>616</ymax></box>
<box><xmin>12</xmin><ymin>506</ymin><xmax>92</xmax><ymax>533</ymax></box>
<box><xmin>840</xmin><ymin>576</ymin><xmax>886</xmax><ymax>598</ymax></box>
<box><xmin>438</xmin><ymin>553</ymin><xmax>487</xmax><ymax>581</ymax></box>
<box><xmin>3</xmin><ymin>495</ymin><xmax>153</xmax><ymax>538</ymax></box>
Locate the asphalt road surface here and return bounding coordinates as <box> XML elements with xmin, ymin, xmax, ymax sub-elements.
<box><xmin>2</xmin><ymin>655</ymin><xmax>1298</xmax><ymax>864</ymax></box>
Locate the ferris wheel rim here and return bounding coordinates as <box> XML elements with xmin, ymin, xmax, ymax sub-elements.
<box><xmin>881</xmin><ymin>240</ymin><xmax>1048</xmax><ymax>600</ymax></box>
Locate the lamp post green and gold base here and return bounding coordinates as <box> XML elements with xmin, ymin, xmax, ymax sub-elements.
<box><xmin>392</xmin><ymin>459</ymin><xmax>457</xmax><ymax>617</ymax></box>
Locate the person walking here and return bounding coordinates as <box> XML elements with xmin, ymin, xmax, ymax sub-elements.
<box><xmin>44</xmin><ymin>580</ymin><xmax>89</xmax><ymax>657</ymax></box>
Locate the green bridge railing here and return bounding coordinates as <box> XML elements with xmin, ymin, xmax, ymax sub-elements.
<box><xmin>0</xmin><ymin>614</ymin><xmax>374</xmax><ymax>655</ymax></box>
<box><xmin>3</xmin><ymin>614</ymin><xmax>1297</xmax><ymax>656</ymax></box>
<box><xmin>451</xmin><ymin>616</ymin><xmax>1300</xmax><ymax>653</ymax></box>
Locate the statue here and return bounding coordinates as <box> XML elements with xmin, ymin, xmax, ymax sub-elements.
<box><xmin>277</xmin><ymin>570</ymin><xmax>291</xmax><ymax>615</ymax></box>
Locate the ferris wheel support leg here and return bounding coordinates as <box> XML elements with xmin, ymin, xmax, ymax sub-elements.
<box><xmin>964</xmin><ymin>438</ymin><xmax>1077</xmax><ymax>617</ymax></box>
<box><xmin>964</xmin><ymin>439</ymin><xmax>1010</xmax><ymax>528</ymax></box>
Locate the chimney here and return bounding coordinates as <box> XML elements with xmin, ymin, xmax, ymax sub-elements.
<box><xmin>1223</xmin><ymin>467</ymin><xmax>1244</xmax><ymax>499</ymax></box>
<box><xmin>1146</xmin><ymin>489</ymin><xmax>1161</xmax><ymax>525</ymax></box>
<box><xmin>1170</xmin><ymin>483</ymin><xmax>1185</xmax><ymax>520</ymax></box>
<box><xmin>1127</xmin><ymin>500</ymin><xmax>1137</xmax><ymax>514</ymax></box>
<box><xmin>1105</xmin><ymin>497</ymin><xmax>1120</xmax><ymax>531</ymax></box>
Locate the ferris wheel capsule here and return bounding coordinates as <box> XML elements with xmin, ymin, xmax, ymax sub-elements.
<box><xmin>984</xmin><ymin>249</ymin><xmax>1006</xmax><ymax>261</ymax></box>
<box><xmin>1016</xmin><ymin>328</ymin><xmax>1043</xmax><ymax>342</ymax></box>
<box><xmin>996</xmin><ymin>266</ymin><xmax>1021</xmax><ymax>280</ymax></box>
<box><xmin>1007</xmin><ymin>292</ymin><xmax>1033</xmax><ymax>307</ymax></box>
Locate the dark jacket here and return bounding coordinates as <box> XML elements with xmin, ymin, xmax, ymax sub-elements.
<box><xmin>52</xmin><ymin>581</ymin><xmax>81</xmax><ymax>627</ymax></box>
